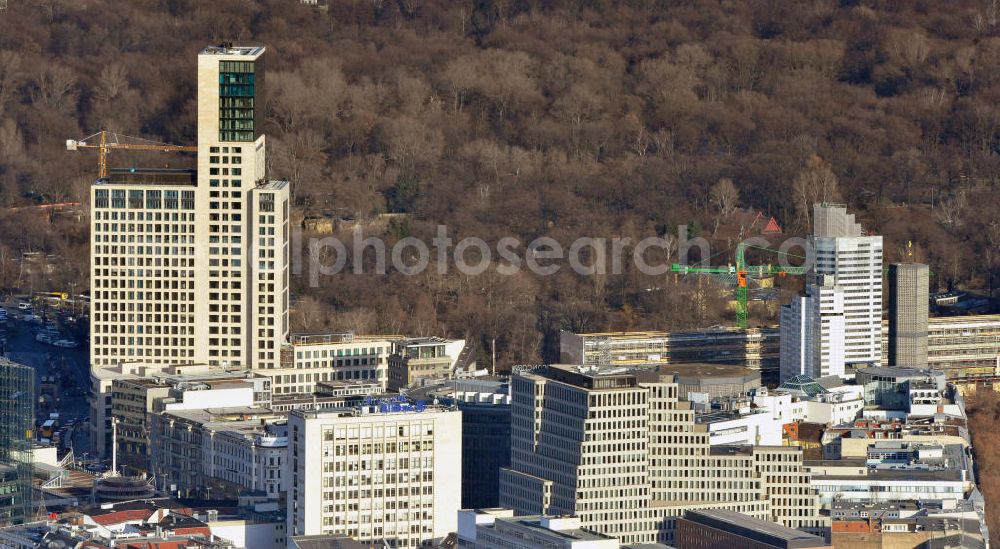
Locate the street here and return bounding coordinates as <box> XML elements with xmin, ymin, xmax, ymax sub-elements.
<box><xmin>0</xmin><ymin>301</ymin><xmax>90</xmax><ymax>455</ymax></box>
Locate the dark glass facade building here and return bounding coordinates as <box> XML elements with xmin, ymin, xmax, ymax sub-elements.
<box><xmin>0</xmin><ymin>358</ymin><xmax>34</xmax><ymax>526</ymax></box>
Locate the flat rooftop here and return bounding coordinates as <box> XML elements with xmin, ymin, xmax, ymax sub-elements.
<box><xmin>98</xmin><ymin>168</ymin><xmax>196</xmax><ymax>186</ymax></box>
<box><xmin>201</xmin><ymin>44</ymin><xmax>265</xmax><ymax>57</ymax></box>
<box><xmin>655</xmin><ymin>363</ymin><xmax>759</xmax><ymax>380</ymax></box>
<box><xmin>682</xmin><ymin>508</ymin><xmax>829</xmax><ymax>547</ymax></box>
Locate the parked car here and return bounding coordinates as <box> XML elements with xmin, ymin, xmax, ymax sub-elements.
<box><xmin>17</xmin><ymin>302</ymin><xmax>31</xmax><ymax>311</ymax></box>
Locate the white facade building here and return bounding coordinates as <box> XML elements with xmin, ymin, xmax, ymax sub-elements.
<box><xmin>287</xmin><ymin>404</ymin><xmax>462</xmax><ymax>546</ymax></box>
<box><xmin>150</xmin><ymin>406</ymin><xmax>288</xmax><ymax>499</ymax></box>
<box><xmin>780</xmin><ymin>277</ymin><xmax>845</xmax><ymax>381</ymax></box>
<box><xmin>809</xmin><ymin>203</ymin><xmax>883</xmax><ymax>368</ymax></box>
<box><xmin>288</xmin><ymin>333</ymin><xmax>404</xmax><ymax>393</ymax></box>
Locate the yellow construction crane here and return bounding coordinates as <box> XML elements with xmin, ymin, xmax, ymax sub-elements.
<box><xmin>66</xmin><ymin>130</ymin><xmax>197</xmax><ymax>179</ymax></box>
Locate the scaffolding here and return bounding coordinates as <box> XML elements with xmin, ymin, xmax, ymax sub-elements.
<box><xmin>0</xmin><ymin>358</ymin><xmax>34</xmax><ymax>526</ymax></box>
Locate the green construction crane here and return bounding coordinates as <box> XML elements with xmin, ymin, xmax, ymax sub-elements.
<box><xmin>671</xmin><ymin>242</ymin><xmax>807</xmax><ymax>329</ymax></box>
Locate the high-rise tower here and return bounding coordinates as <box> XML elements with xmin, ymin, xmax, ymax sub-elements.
<box><xmin>888</xmin><ymin>263</ymin><xmax>929</xmax><ymax>367</ymax></box>
<box><xmin>808</xmin><ymin>204</ymin><xmax>883</xmax><ymax>370</ymax></box>
<box><xmin>90</xmin><ymin>45</ymin><xmax>289</xmax><ymax>375</ymax></box>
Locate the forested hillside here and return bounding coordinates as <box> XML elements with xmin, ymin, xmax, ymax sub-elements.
<box><xmin>1</xmin><ymin>0</ymin><xmax>1000</xmax><ymax>365</ymax></box>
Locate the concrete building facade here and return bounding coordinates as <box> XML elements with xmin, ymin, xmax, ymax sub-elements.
<box><xmin>780</xmin><ymin>277</ymin><xmax>846</xmax><ymax>381</ymax></box>
<box><xmin>287</xmin><ymin>404</ymin><xmax>462</xmax><ymax>547</ymax></box>
<box><xmin>498</xmin><ymin>365</ymin><xmax>828</xmax><ymax>546</ymax></box>
<box><xmin>807</xmin><ymin>204</ymin><xmax>883</xmax><ymax>369</ymax></box>
<box><xmin>887</xmin><ymin>263</ymin><xmax>930</xmax><ymax>368</ymax></box>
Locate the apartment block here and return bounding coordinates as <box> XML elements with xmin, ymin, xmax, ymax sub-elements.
<box><xmin>887</xmin><ymin>263</ymin><xmax>930</xmax><ymax>367</ymax></box>
<box><xmin>498</xmin><ymin>365</ymin><xmax>828</xmax><ymax>546</ymax></box>
<box><xmin>287</xmin><ymin>404</ymin><xmax>462</xmax><ymax>546</ymax></box>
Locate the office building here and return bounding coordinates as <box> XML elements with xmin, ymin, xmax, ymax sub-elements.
<box><xmin>675</xmin><ymin>509</ymin><xmax>832</xmax><ymax>549</ymax></box>
<box><xmin>560</xmin><ymin>327</ymin><xmax>780</xmax><ymax>381</ymax></box>
<box><xmin>89</xmin><ymin>45</ymin><xmax>292</xmax><ymax>385</ymax></box>
<box><xmin>807</xmin><ymin>204</ymin><xmax>883</xmax><ymax>368</ymax></box>
<box><xmin>287</xmin><ymin>403</ymin><xmax>462</xmax><ymax>546</ymax></box>
<box><xmin>386</xmin><ymin>337</ymin><xmax>468</xmax><ymax>391</ymax></box>
<box><xmin>888</xmin><ymin>263</ymin><xmax>930</xmax><ymax>367</ymax></box>
<box><xmin>779</xmin><ymin>277</ymin><xmax>846</xmax><ymax>381</ymax></box>
<box><xmin>111</xmin><ymin>370</ymin><xmax>271</xmax><ymax>474</ymax></box>
<box><xmin>411</xmin><ymin>379</ymin><xmax>512</xmax><ymax>509</ymax></box>
<box><xmin>0</xmin><ymin>359</ymin><xmax>33</xmax><ymax>526</ymax></box>
<box><xmin>499</xmin><ymin>365</ymin><xmax>828</xmax><ymax>545</ymax></box>
<box><xmin>288</xmin><ymin>333</ymin><xmax>404</xmax><ymax>393</ymax></box>
<box><xmin>150</xmin><ymin>406</ymin><xmax>287</xmax><ymax>499</ymax></box>
<box><xmin>880</xmin><ymin>314</ymin><xmax>1000</xmax><ymax>381</ymax></box>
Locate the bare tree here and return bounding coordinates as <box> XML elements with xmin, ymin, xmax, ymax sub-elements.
<box><xmin>792</xmin><ymin>155</ymin><xmax>841</xmax><ymax>232</ymax></box>
<box><xmin>710</xmin><ymin>178</ymin><xmax>740</xmax><ymax>218</ymax></box>
<box><xmin>33</xmin><ymin>64</ymin><xmax>77</xmax><ymax>113</ymax></box>
<box><xmin>935</xmin><ymin>190</ymin><xmax>968</xmax><ymax>228</ymax></box>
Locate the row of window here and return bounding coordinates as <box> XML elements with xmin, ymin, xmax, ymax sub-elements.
<box><xmin>95</xmin><ymin>189</ymin><xmax>194</xmax><ymax>209</ymax></box>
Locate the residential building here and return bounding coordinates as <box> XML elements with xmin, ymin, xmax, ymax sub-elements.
<box><xmin>829</xmin><ymin>500</ymin><xmax>988</xmax><ymax>548</ymax></box>
<box><xmin>386</xmin><ymin>337</ymin><xmax>467</xmax><ymax>391</ymax></box>
<box><xmin>779</xmin><ymin>277</ymin><xmax>846</xmax><ymax>381</ymax></box>
<box><xmin>287</xmin><ymin>403</ymin><xmax>462</xmax><ymax>546</ymax></box>
<box><xmin>797</xmin><ymin>204</ymin><xmax>882</xmax><ymax>372</ymax></box>
<box><xmin>559</xmin><ymin>327</ymin><xmax>780</xmax><ymax>382</ymax></box>
<box><xmin>287</xmin><ymin>333</ymin><xmax>404</xmax><ymax>393</ymax></box>
<box><xmin>0</xmin><ymin>501</ymin><xmax>252</xmax><ymax>549</ymax></box>
<box><xmin>498</xmin><ymin>365</ymin><xmax>828</xmax><ymax>545</ymax></box>
<box><xmin>149</xmin><ymin>406</ymin><xmax>287</xmax><ymax>499</ymax></box>
<box><xmin>887</xmin><ymin>263</ymin><xmax>930</xmax><ymax>367</ymax></box>
<box><xmin>674</xmin><ymin>509</ymin><xmax>832</xmax><ymax>549</ymax></box>
<box><xmin>0</xmin><ymin>359</ymin><xmax>33</xmax><ymax>527</ymax></box>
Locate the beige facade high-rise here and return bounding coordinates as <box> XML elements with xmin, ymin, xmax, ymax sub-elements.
<box><xmin>499</xmin><ymin>365</ymin><xmax>828</xmax><ymax>546</ymax></box>
<box><xmin>90</xmin><ymin>46</ymin><xmax>289</xmax><ymax>381</ymax></box>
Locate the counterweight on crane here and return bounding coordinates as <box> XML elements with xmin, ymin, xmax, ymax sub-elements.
<box><xmin>66</xmin><ymin>130</ymin><xmax>197</xmax><ymax>178</ymax></box>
